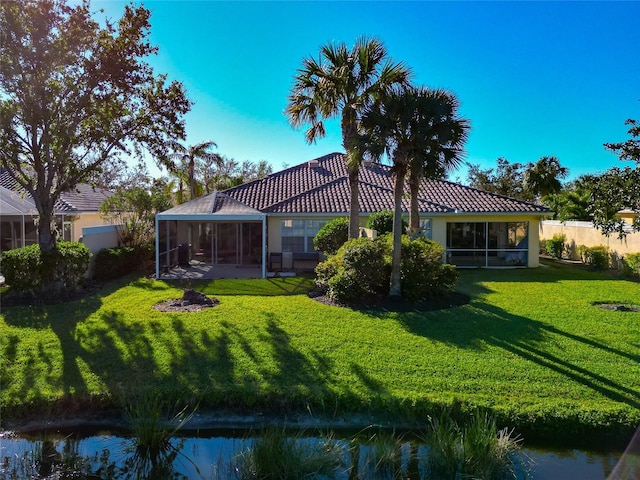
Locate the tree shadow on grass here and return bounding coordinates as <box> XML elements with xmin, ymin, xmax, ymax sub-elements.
<box><xmin>145</xmin><ymin>276</ymin><xmax>315</xmax><ymax>298</ymax></box>
<box><xmin>393</xmin><ymin>296</ymin><xmax>640</xmax><ymax>411</ymax></box>
<box><xmin>1</xmin><ymin>295</ymin><xmax>391</xmax><ymax>421</ymax></box>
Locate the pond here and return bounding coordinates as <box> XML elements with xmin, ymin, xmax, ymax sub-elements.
<box><xmin>0</xmin><ymin>427</ymin><xmax>627</xmax><ymax>479</ymax></box>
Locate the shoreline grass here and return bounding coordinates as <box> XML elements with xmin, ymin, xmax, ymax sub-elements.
<box><xmin>2</xmin><ymin>261</ymin><xmax>640</xmax><ymax>447</ymax></box>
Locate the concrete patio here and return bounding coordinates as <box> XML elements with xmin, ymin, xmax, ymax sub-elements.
<box><xmin>158</xmin><ymin>260</ymin><xmax>263</xmax><ymax>280</ymax></box>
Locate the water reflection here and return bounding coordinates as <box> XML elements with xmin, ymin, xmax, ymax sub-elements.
<box><xmin>0</xmin><ymin>430</ymin><xmax>623</xmax><ymax>479</ymax></box>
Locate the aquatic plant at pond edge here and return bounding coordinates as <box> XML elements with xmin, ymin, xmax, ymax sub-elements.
<box><xmin>423</xmin><ymin>410</ymin><xmax>531</xmax><ymax>479</ymax></box>
<box><xmin>122</xmin><ymin>392</ymin><xmax>198</xmax><ymax>478</ymax></box>
<box><xmin>222</xmin><ymin>427</ymin><xmax>345</xmax><ymax>479</ymax></box>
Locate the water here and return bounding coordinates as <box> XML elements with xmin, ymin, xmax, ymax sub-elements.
<box><xmin>0</xmin><ymin>429</ymin><xmax>625</xmax><ymax>479</ymax></box>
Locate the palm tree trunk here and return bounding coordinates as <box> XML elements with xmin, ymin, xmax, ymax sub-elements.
<box><xmin>408</xmin><ymin>169</ymin><xmax>421</xmax><ymax>237</ymax></box>
<box><xmin>188</xmin><ymin>157</ymin><xmax>195</xmax><ymax>200</ymax></box>
<box><xmin>390</xmin><ymin>161</ymin><xmax>407</xmax><ymax>298</ymax></box>
<box><xmin>343</xmin><ymin>120</ymin><xmax>361</xmax><ymax>239</ymax></box>
<box><xmin>348</xmin><ymin>167</ymin><xmax>360</xmax><ymax>239</ymax></box>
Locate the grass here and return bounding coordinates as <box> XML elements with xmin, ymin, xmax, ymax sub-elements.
<box><xmin>2</xmin><ymin>261</ymin><xmax>640</xmax><ymax>445</ymax></box>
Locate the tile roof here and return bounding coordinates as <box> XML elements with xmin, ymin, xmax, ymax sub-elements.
<box><xmin>160</xmin><ymin>191</ymin><xmax>262</xmax><ymax>216</ymax></box>
<box><xmin>0</xmin><ymin>186</ymin><xmax>36</xmax><ymax>215</ymax></box>
<box><xmin>0</xmin><ymin>168</ymin><xmax>112</xmax><ymax>213</ymax></box>
<box><xmin>222</xmin><ymin>152</ymin><xmax>550</xmax><ymax>216</ymax></box>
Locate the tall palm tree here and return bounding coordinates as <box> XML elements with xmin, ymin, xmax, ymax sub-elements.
<box><xmin>360</xmin><ymin>87</ymin><xmax>440</xmax><ymax>297</ymax></box>
<box><xmin>163</xmin><ymin>140</ymin><xmax>221</xmax><ymax>201</ymax></box>
<box><xmin>406</xmin><ymin>89</ymin><xmax>469</xmax><ymax>234</ymax></box>
<box><xmin>286</xmin><ymin>37</ymin><xmax>411</xmax><ymax>238</ymax></box>
<box><xmin>361</xmin><ymin>86</ymin><xmax>469</xmax><ymax>297</ymax></box>
<box><xmin>523</xmin><ymin>156</ymin><xmax>568</xmax><ymax>200</ymax></box>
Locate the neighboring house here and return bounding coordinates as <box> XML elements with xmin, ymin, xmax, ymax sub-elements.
<box><xmin>0</xmin><ymin>168</ymin><xmax>113</xmax><ymax>253</ymax></box>
<box><xmin>156</xmin><ymin>152</ymin><xmax>550</xmax><ymax>279</ymax></box>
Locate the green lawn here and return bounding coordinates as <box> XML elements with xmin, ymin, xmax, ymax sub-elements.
<box><xmin>2</xmin><ymin>261</ymin><xmax>640</xmax><ymax>443</ymax></box>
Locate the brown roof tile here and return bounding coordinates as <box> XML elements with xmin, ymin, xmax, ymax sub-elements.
<box><xmin>223</xmin><ymin>153</ymin><xmax>550</xmax><ymax>216</ymax></box>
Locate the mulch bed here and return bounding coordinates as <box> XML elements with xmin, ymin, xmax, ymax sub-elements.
<box><xmin>594</xmin><ymin>303</ymin><xmax>640</xmax><ymax>312</ymax></box>
<box><xmin>153</xmin><ymin>289</ymin><xmax>220</xmax><ymax>312</ymax></box>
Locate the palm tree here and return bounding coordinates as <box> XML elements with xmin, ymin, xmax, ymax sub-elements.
<box><xmin>360</xmin><ymin>87</ymin><xmax>439</xmax><ymax>297</ymax></box>
<box><xmin>360</xmin><ymin>86</ymin><xmax>469</xmax><ymax>297</ymax></box>
<box><xmin>286</xmin><ymin>37</ymin><xmax>411</xmax><ymax>239</ymax></box>
<box><xmin>406</xmin><ymin>88</ymin><xmax>469</xmax><ymax>234</ymax></box>
<box><xmin>523</xmin><ymin>156</ymin><xmax>568</xmax><ymax>200</ymax></box>
<box><xmin>163</xmin><ymin>140</ymin><xmax>221</xmax><ymax>201</ymax></box>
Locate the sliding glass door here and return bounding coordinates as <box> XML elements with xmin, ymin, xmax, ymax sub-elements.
<box><xmin>446</xmin><ymin>222</ymin><xmax>528</xmax><ymax>267</ymax></box>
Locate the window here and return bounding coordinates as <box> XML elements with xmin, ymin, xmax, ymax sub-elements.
<box><xmin>446</xmin><ymin>222</ymin><xmax>528</xmax><ymax>267</ymax></box>
<box><xmin>420</xmin><ymin>219</ymin><xmax>432</xmax><ymax>239</ymax></box>
<box><xmin>281</xmin><ymin>219</ymin><xmax>327</xmax><ymax>253</ymax></box>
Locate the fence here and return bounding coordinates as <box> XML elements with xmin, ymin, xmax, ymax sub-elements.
<box><xmin>540</xmin><ymin>220</ymin><xmax>640</xmax><ymax>261</ymax></box>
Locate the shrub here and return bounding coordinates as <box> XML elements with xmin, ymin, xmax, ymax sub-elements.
<box><xmin>0</xmin><ymin>244</ymin><xmax>41</xmax><ymax>292</ymax></box>
<box><xmin>379</xmin><ymin>234</ymin><xmax>458</xmax><ymax>301</ymax></box>
<box><xmin>0</xmin><ymin>242</ymin><xmax>91</xmax><ymax>294</ymax></box>
<box><xmin>623</xmin><ymin>252</ymin><xmax>640</xmax><ymax>278</ymax></box>
<box><xmin>545</xmin><ymin>234</ymin><xmax>566</xmax><ymax>259</ymax></box>
<box><xmin>366</xmin><ymin>210</ymin><xmax>407</xmax><ymax>235</ymax></box>
<box><xmin>580</xmin><ymin>245</ymin><xmax>610</xmax><ymax>271</ymax></box>
<box><xmin>92</xmin><ymin>245</ymin><xmax>153</xmax><ymax>281</ymax></box>
<box><xmin>315</xmin><ymin>237</ymin><xmax>389</xmax><ymax>303</ymax></box>
<box><xmin>316</xmin><ymin>234</ymin><xmax>458</xmax><ymax>303</ymax></box>
<box><xmin>576</xmin><ymin>244</ymin><xmax>589</xmax><ymax>264</ymax></box>
<box><xmin>313</xmin><ymin>217</ymin><xmax>349</xmax><ymax>256</ymax></box>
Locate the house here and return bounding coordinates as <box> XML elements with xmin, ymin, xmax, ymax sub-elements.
<box><xmin>0</xmin><ymin>168</ymin><xmax>113</xmax><ymax>253</ymax></box>
<box><xmin>155</xmin><ymin>152</ymin><xmax>550</xmax><ymax>279</ymax></box>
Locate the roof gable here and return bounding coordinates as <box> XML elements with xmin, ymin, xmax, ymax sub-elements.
<box><xmin>159</xmin><ymin>191</ymin><xmax>263</xmax><ymax>216</ymax></box>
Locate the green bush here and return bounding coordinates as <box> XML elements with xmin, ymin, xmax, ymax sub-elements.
<box><xmin>313</xmin><ymin>217</ymin><xmax>349</xmax><ymax>256</ymax></box>
<box><xmin>315</xmin><ymin>237</ymin><xmax>389</xmax><ymax>303</ymax></box>
<box><xmin>92</xmin><ymin>245</ymin><xmax>153</xmax><ymax>281</ymax></box>
<box><xmin>366</xmin><ymin>210</ymin><xmax>407</xmax><ymax>235</ymax></box>
<box><xmin>576</xmin><ymin>244</ymin><xmax>589</xmax><ymax>263</ymax></box>
<box><xmin>623</xmin><ymin>252</ymin><xmax>640</xmax><ymax>278</ymax></box>
<box><xmin>579</xmin><ymin>245</ymin><xmax>610</xmax><ymax>271</ymax></box>
<box><xmin>316</xmin><ymin>234</ymin><xmax>458</xmax><ymax>303</ymax></box>
<box><xmin>0</xmin><ymin>244</ymin><xmax>41</xmax><ymax>292</ymax></box>
<box><xmin>0</xmin><ymin>241</ymin><xmax>91</xmax><ymax>293</ymax></box>
<box><xmin>380</xmin><ymin>234</ymin><xmax>458</xmax><ymax>301</ymax></box>
<box><xmin>545</xmin><ymin>234</ymin><xmax>566</xmax><ymax>259</ymax></box>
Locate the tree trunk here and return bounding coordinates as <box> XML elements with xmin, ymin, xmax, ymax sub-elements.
<box><xmin>37</xmin><ymin>203</ymin><xmax>57</xmax><ymax>252</ymax></box>
<box><xmin>189</xmin><ymin>157</ymin><xmax>195</xmax><ymax>200</ymax></box>
<box><xmin>409</xmin><ymin>169</ymin><xmax>421</xmax><ymax>233</ymax></box>
<box><xmin>342</xmin><ymin>113</ymin><xmax>361</xmax><ymax>240</ymax></box>
<box><xmin>348</xmin><ymin>166</ymin><xmax>360</xmax><ymax>239</ymax></box>
<box><xmin>390</xmin><ymin>162</ymin><xmax>407</xmax><ymax>298</ymax></box>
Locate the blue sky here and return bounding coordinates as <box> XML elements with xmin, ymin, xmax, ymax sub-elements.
<box><xmin>97</xmin><ymin>1</ymin><xmax>640</xmax><ymax>182</ymax></box>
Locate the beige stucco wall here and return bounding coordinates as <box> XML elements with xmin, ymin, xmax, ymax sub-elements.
<box><xmin>68</xmin><ymin>212</ymin><xmax>109</xmax><ymax>242</ymax></box>
<box><xmin>540</xmin><ymin>220</ymin><xmax>640</xmax><ymax>259</ymax></box>
<box><xmin>266</xmin><ymin>214</ymin><xmax>542</xmax><ymax>268</ymax></box>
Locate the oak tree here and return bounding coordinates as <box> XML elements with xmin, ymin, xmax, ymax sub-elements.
<box><xmin>0</xmin><ymin>0</ymin><xmax>191</xmax><ymax>254</ymax></box>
